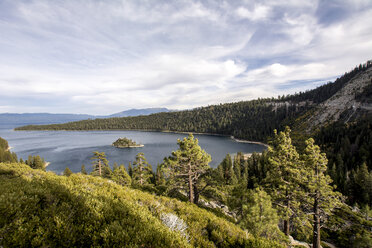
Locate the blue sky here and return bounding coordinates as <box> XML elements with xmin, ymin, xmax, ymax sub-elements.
<box><xmin>0</xmin><ymin>0</ymin><xmax>371</xmax><ymax>115</ymax></box>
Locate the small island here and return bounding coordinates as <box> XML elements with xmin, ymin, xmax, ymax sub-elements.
<box><xmin>112</xmin><ymin>137</ymin><xmax>144</xmax><ymax>148</ymax></box>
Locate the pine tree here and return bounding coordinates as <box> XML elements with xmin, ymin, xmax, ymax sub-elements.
<box><xmin>240</xmin><ymin>188</ymin><xmax>283</xmax><ymax>239</ymax></box>
<box><xmin>166</xmin><ymin>134</ymin><xmax>211</xmax><ymax>203</ymax></box>
<box><xmin>91</xmin><ymin>151</ymin><xmax>109</xmax><ymax>177</ymax></box>
<box><xmin>63</xmin><ymin>167</ymin><xmax>73</xmax><ymax>176</ymax></box>
<box><xmin>132</xmin><ymin>153</ymin><xmax>153</xmax><ymax>186</ymax></box>
<box><xmin>264</xmin><ymin>127</ymin><xmax>303</xmax><ymax>236</ymax></box>
<box><xmin>302</xmin><ymin>138</ymin><xmax>343</xmax><ymax>248</ymax></box>
<box><xmin>355</xmin><ymin>163</ymin><xmax>370</xmax><ymax>205</ymax></box>
<box><xmin>33</xmin><ymin>155</ymin><xmax>45</xmax><ymax>170</ymax></box>
<box><xmin>26</xmin><ymin>155</ymin><xmax>33</xmax><ymax>167</ymax></box>
<box><xmin>81</xmin><ymin>164</ymin><xmax>87</xmax><ymax>175</ymax></box>
<box><xmin>215</xmin><ymin>164</ymin><xmax>225</xmax><ymax>183</ymax></box>
<box><xmin>230</xmin><ymin>173</ymin><xmax>249</xmax><ymax>217</ymax></box>
<box><xmin>234</xmin><ymin>153</ymin><xmax>242</xmax><ymax>180</ymax></box>
<box><xmin>112</xmin><ymin>165</ymin><xmax>131</xmax><ymax>186</ymax></box>
<box><xmin>230</xmin><ymin>165</ymin><xmax>238</xmax><ymax>185</ymax></box>
<box><xmin>128</xmin><ymin>162</ymin><xmax>133</xmax><ymax>178</ymax></box>
<box><xmin>155</xmin><ymin>164</ymin><xmax>166</xmax><ymax>186</ymax></box>
<box><xmin>219</xmin><ymin>154</ymin><xmax>234</xmax><ymax>185</ymax></box>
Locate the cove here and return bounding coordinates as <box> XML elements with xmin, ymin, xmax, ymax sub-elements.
<box><xmin>0</xmin><ymin>128</ymin><xmax>266</xmax><ymax>174</ymax></box>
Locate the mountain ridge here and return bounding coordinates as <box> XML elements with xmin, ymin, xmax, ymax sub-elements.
<box><xmin>108</xmin><ymin>107</ymin><xmax>171</xmax><ymax>117</ymax></box>
<box><xmin>0</xmin><ymin>108</ymin><xmax>171</xmax><ymax>127</ymax></box>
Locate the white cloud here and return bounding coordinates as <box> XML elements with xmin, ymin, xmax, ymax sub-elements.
<box><xmin>0</xmin><ymin>0</ymin><xmax>371</xmax><ymax>114</ymax></box>
<box><xmin>236</xmin><ymin>5</ymin><xmax>270</xmax><ymax>21</ymax></box>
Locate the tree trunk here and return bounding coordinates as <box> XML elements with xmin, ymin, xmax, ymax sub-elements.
<box><xmin>284</xmin><ymin>190</ymin><xmax>290</xmax><ymax>236</ymax></box>
<box><xmin>193</xmin><ymin>185</ymin><xmax>199</xmax><ymax>204</ymax></box>
<box><xmin>313</xmin><ymin>192</ymin><xmax>321</xmax><ymax>248</ymax></box>
<box><xmin>284</xmin><ymin>219</ymin><xmax>290</xmax><ymax>236</ymax></box>
<box><xmin>99</xmin><ymin>160</ymin><xmax>102</xmax><ymax>176</ymax></box>
<box><xmin>188</xmin><ymin>163</ymin><xmax>194</xmax><ymax>203</ymax></box>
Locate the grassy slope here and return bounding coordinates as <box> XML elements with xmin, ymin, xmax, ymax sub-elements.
<box><xmin>0</xmin><ymin>163</ymin><xmax>283</xmax><ymax>248</ymax></box>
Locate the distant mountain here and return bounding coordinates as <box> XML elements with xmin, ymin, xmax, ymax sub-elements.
<box><xmin>0</xmin><ymin>108</ymin><xmax>172</xmax><ymax>128</ymax></box>
<box><xmin>108</xmin><ymin>108</ymin><xmax>171</xmax><ymax>117</ymax></box>
<box><xmin>0</xmin><ymin>113</ymin><xmax>96</xmax><ymax>128</ymax></box>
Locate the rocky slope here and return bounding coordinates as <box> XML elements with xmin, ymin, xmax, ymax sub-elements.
<box><xmin>301</xmin><ymin>66</ymin><xmax>372</xmax><ymax>132</ymax></box>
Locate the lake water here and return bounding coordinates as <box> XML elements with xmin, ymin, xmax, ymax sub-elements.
<box><xmin>0</xmin><ymin>126</ymin><xmax>266</xmax><ymax>174</ymax></box>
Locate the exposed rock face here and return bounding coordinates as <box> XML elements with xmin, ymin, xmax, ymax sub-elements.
<box><xmin>289</xmin><ymin>235</ymin><xmax>310</xmax><ymax>248</ymax></box>
<box><xmin>305</xmin><ymin>67</ymin><xmax>372</xmax><ymax>132</ymax></box>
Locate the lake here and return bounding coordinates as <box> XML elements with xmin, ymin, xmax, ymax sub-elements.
<box><xmin>0</xmin><ymin>126</ymin><xmax>266</xmax><ymax>174</ymax></box>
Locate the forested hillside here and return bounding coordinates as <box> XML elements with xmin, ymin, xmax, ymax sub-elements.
<box><xmin>2</xmin><ymin>130</ymin><xmax>371</xmax><ymax>248</ymax></box>
<box><xmin>316</xmin><ymin>115</ymin><xmax>372</xmax><ymax>206</ymax></box>
<box><xmin>16</xmin><ymin>99</ymin><xmax>307</xmax><ymax>141</ymax></box>
<box><xmin>0</xmin><ymin>137</ymin><xmax>17</xmax><ymax>163</ymax></box>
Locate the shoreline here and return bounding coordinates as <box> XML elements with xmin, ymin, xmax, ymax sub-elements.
<box><xmin>230</xmin><ymin>136</ymin><xmax>269</xmax><ymax>147</ymax></box>
<box><xmin>161</xmin><ymin>130</ymin><xmax>269</xmax><ymax>147</ymax></box>
<box><xmin>113</xmin><ymin>144</ymin><xmax>144</xmax><ymax>148</ymax></box>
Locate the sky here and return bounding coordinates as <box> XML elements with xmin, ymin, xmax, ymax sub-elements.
<box><xmin>0</xmin><ymin>0</ymin><xmax>371</xmax><ymax>115</ymax></box>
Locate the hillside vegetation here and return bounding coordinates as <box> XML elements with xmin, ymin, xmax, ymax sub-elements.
<box><xmin>16</xmin><ymin>99</ymin><xmax>296</xmax><ymax>142</ymax></box>
<box><xmin>0</xmin><ymin>162</ymin><xmax>283</xmax><ymax>248</ymax></box>
<box><xmin>0</xmin><ymin>137</ymin><xmax>18</xmax><ymax>163</ymax></box>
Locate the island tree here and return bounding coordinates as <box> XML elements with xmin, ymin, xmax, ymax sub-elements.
<box><xmin>112</xmin><ymin>137</ymin><xmax>142</xmax><ymax>148</ymax></box>
<box><xmin>166</xmin><ymin>134</ymin><xmax>211</xmax><ymax>203</ymax></box>
<box><xmin>132</xmin><ymin>153</ymin><xmax>153</xmax><ymax>186</ymax></box>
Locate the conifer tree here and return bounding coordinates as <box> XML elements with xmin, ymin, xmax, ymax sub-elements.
<box><xmin>303</xmin><ymin>138</ymin><xmax>343</xmax><ymax>248</ymax></box>
<box><xmin>230</xmin><ymin>171</ymin><xmax>249</xmax><ymax>217</ymax></box>
<box><xmin>132</xmin><ymin>153</ymin><xmax>153</xmax><ymax>186</ymax></box>
<box><xmin>63</xmin><ymin>167</ymin><xmax>73</xmax><ymax>176</ymax></box>
<box><xmin>230</xmin><ymin>165</ymin><xmax>238</xmax><ymax>185</ymax></box>
<box><xmin>240</xmin><ymin>188</ymin><xmax>283</xmax><ymax>239</ymax></box>
<box><xmin>112</xmin><ymin>165</ymin><xmax>131</xmax><ymax>186</ymax></box>
<box><xmin>81</xmin><ymin>164</ymin><xmax>87</xmax><ymax>175</ymax></box>
<box><xmin>26</xmin><ymin>155</ymin><xmax>33</xmax><ymax>167</ymax></box>
<box><xmin>91</xmin><ymin>151</ymin><xmax>110</xmax><ymax>177</ymax></box>
<box><xmin>155</xmin><ymin>164</ymin><xmax>166</xmax><ymax>186</ymax></box>
<box><xmin>264</xmin><ymin>127</ymin><xmax>303</xmax><ymax>236</ymax></box>
<box><xmin>219</xmin><ymin>154</ymin><xmax>235</xmax><ymax>185</ymax></box>
<box><xmin>128</xmin><ymin>162</ymin><xmax>133</xmax><ymax>177</ymax></box>
<box><xmin>234</xmin><ymin>153</ymin><xmax>242</xmax><ymax>180</ymax></box>
<box><xmin>215</xmin><ymin>164</ymin><xmax>225</xmax><ymax>183</ymax></box>
<box><xmin>113</xmin><ymin>162</ymin><xmax>119</xmax><ymax>171</ymax></box>
<box><xmin>355</xmin><ymin>163</ymin><xmax>371</xmax><ymax>205</ymax></box>
<box><xmin>166</xmin><ymin>134</ymin><xmax>211</xmax><ymax>203</ymax></box>
<box><xmin>33</xmin><ymin>155</ymin><xmax>45</xmax><ymax>170</ymax></box>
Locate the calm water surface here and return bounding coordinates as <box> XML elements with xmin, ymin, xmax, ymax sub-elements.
<box><xmin>0</xmin><ymin>126</ymin><xmax>266</xmax><ymax>174</ymax></box>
